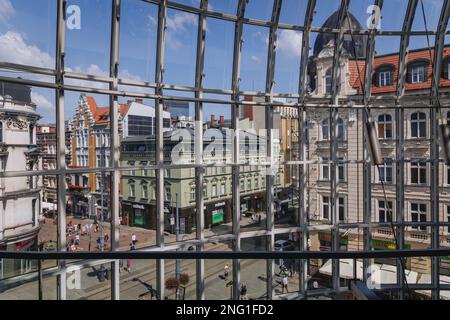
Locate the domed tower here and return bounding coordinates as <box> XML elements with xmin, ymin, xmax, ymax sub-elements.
<box><xmin>313</xmin><ymin>10</ymin><xmax>367</xmax><ymax>59</ymax></box>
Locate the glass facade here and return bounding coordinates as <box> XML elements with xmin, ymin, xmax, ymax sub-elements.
<box><xmin>0</xmin><ymin>0</ymin><xmax>449</xmax><ymax>301</ymax></box>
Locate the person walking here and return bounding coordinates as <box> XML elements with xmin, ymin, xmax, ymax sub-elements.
<box><xmin>131</xmin><ymin>233</ymin><xmax>137</xmax><ymax>245</ymax></box>
<box><xmin>75</xmin><ymin>234</ymin><xmax>80</xmax><ymax>246</ymax></box>
<box><xmin>223</xmin><ymin>264</ymin><xmax>229</xmax><ymax>279</ymax></box>
<box><xmin>240</xmin><ymin>284</ymin><xmax>248</xmax><ymax>300</ymax></box>
<box><xmin>282</xmin><ymin>275</ymin><xmax>289</xmax><ymax>294</ymax></box>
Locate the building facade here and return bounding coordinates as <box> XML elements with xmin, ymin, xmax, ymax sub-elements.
<box><xmin>0</xmin><ymin>82</ymin><xmax>42</xmax><ymax>279</ymax></box>
<box><xmin>36</xmin><ymin>125</ymin><xmax>57</xmax><ymax>204</ymax></box>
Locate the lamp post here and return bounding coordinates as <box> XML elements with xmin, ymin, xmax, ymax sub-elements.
<box><xmin>175</xmin><ymin>192</ymin><xmax>181</xmax><ymax>299</ymax></box>
<box><xmin>86</xmin><ymin>223</ymin><xmax>93</xmax><ymax>252</ymax></box>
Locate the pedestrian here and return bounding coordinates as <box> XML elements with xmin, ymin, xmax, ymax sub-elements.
<box><xmin>282</xmin><ymin>275</ymin><xmax>288</xmax><ymax>293</ymax></box>
<box><xmin>104</xmin><ymin>234</ymin><xmax>109</xmax><ymax>243</ymax></box>
<box><xmin>127</xmin><ymin>258</ymin><xmax>132</xmax><ymax>273</ymax></box>
<box><xmin>119</xmin><ymin>259</ymin><xmax>124</xmax><ymax>273</ymax></box>
<box><xmin>131</xmin><ymin>233</ymin><xmax>137</xmax><ymax>245</ymax></box>
<box><xmin>223</xmin><ymin>264</ymin><xmax>229</xmax><ymax>279</ymax></box>
<box><xmin>258</xmin><ymin>214</ymin><xmax>262</xmax><ymax>225</ymax></box>
<box><xmin>240</xmin><ymin>284</ymin><xmax>248</xmax><ymax>300</ymax></box>
<box><xmin>75</xmin><ymin>234</ymin><xmax>80</xmax><ymax>246</ymax></box>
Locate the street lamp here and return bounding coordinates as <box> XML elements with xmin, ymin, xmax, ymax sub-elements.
<box><xmin>86</xmin><ymin>223</ymin><xmax>93</xmax><ymax>252</ymax></box>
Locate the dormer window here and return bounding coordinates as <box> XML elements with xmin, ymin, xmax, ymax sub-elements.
<box><xmin>407</xmin><ymin>60</ymin><xmax>429</xmax><ymax>84</ymax></box>
<box><xmin>375</xmin><ymin>65</ymin><xmax>395</xmax><ymax>87</ymax></box>
<box><xmin>443</xmin><ymin>56</ymin><xmax>450</xmax><ymax>80</ymax></box>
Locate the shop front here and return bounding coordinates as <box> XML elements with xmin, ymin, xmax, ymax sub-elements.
<box><xmin>122</xmin><ymin>201</ymin><xmax>154</xmax><ymax>230</ymax></box>
<box><xmin>0</xmin><ymin>236</ymin><xmax>38</xmax><ymax>280</ymax></box>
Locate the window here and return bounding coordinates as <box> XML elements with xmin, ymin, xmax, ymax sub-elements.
<box><xmin>129</xmin><ymin>183</ymin><xmax>135</xmax><ymax>198</ymax></box>
<box><xmin>0</xmin><ymin>122</ymin><xmax>3</xmax><ymax>143</ymax></box>
<box><xmin>411</xmin><ymin>203</ymin><xmax>427</xmax><ymax>231</ymax></box>
<box><xmin>377</xmin><ymin>69</ymin><xmax>393</xmax><ymax>87</ymax></box>
<box><xmin>378</xmin><ymin>200</ymin><xmax>393</xmax><ymax>222</ymax></box>
<box><xmin>320</xmin><ymin>157</ymin><xmax>329</xmax><ymax>180</ymax></box>
<box><xmin>212</xmin><ymin>184</ymin><xmax>217</xmax><ymax>197</ymax></box>
<box><xmin>240</xmin><ymin>180</ymin><xmax>245</xmax><ymax>191</ymax></box>
<box><xmin>325</xmin><ymin>68</ymin><xmax>332</xmax><ymax>94</ymax></box>
<box><xmin>443</xmin><ymin>57</ymin><xmax>450</xmax><ymax>79</ymax></box>
<box><xmin>220</xmin><ymin>182</ymin><xmax>226</xmax><ymax>196</ymax></box>
<box><xmin>247</xmin><ymin>179</ymin><xmax>251</xmax><ymax>191</ymax></box>
<box><xmin>338</xmin><ymin>157</ymin><xmax>346</xmax><ymax>182</ymax></box>
<box><xmin>378</xmin><ymin>159</ymin><xmax>393</xmax><ymax>183</ymax></box>
<box><xmin>128</xmin><ymin>115</ymin><xmax>155</xmax><ymax>136</ymax></box>
<box><xmin>142</xmin><ymin>184</ymin><xmax>148</xmax><ymax>199</ymax></box>
<box><xmin>447</xmin><ymin>206</ymin><xmax>450</xmax><ymax>233</ymax></box>
<box><xmin>338</xmin><ymin>197</ymin><xmax>345</xmax><ymax>222</ymax></box>
<box><xmin>255</xmin><ymin>177</ymin><xmax>259</xmax><ymax>189</ymax></box>
<box><xmin>411</xmin><ymin>65</ymin><xmax>425</xmax><ymax>83</ymax></box>
<box><xmin>411</xmin><ymin>161</ymin><xmax>427</xmax><ymax>185</ymax></box>
<box><xmin>378</xmin><ymin>114</ymin><xmax>393</xmax><ymax>139</ymax></box>
<box><xmin>337</xmin><ymin>117</ymin><xmax>345</xmax><ymax>141</ymax></box>
<box><xmin>321</xmin><ymin>118</ymin><xmax>329</xmax><ymax>141</ymax></box>
<box><xmin>203</xmin><ymin>185</ymin><xmax>207</xmax><ymax>199</ymax></box>
<box><xmin>410</xmin><ymin>112</ymin><xmax>426</xmax><ymax>138</ymax></box>
<box><xmin>165</xmin><ymin>187</ymin><xmax>171</xmax><ymax>202</ymax></box>
<box><xmin>322</xmin><ymin>196</ymin><xmax>330</xmax><ymax>220</ymax></box>
<box><xmin>190</xmin><ymin>186</ymin><xmax>196</xmax><ymax>201</ymax></box>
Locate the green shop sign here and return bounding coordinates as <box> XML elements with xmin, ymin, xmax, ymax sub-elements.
<box><xmin>318</xmin><ymin>231</ymin><xmax>348</xmax><ymax>245</ymax></box>
<box><xmin>370</xmin><ymin>239</ymin><xmax>411</xmax><ymax>250</ymax></box>
<box><xmin>212</xmin><ymin>209</ymin><xmax>224</xmax><ymax>224</ymax></box>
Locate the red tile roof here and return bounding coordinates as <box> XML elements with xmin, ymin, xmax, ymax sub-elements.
<box><xmin>85</xmin><ymin>96</ymin><xmax>131</xmax><ymax>124</ymax></box>
<box><xmin>349</xmin><ymin>46</ymin><xmax>450</xmax><ymax>95</ymax></box>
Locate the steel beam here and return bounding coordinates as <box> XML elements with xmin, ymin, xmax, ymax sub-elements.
<box><xmin>55</xmin><ymin>0</ymin><xmax>67</xmax><ymax>301</ymax></box>
<box><xmin>194</xmin><ymin>0</ymin><xmax>208</xmax><ymax>300</ymax></box>
<box><xmin>264</xmin><ymin>0</ymin><xmax>282</xmax><ymax>300</ymax></box>
<box><xmin>154</xmin><ymin>0</ymin><xmax>167</xmax><ymax>300</ymax></box>
<box><xmin>231</xmin><ymin>0</ymin><xmax>246</xmax><ymax>301</ymax></box>
<box><xmin>109</xmin><ymin>0</ymin><xmax>121</xmax><ymax>300</ymax></box>
<box><xmin>329</xmin><ymin>0</ymin><xmax>349</xmax><ymax>294</ymax></box>
<box><xmin>395</xmin><ymin>0</ymin><xmax>418</xmax><ymax>300</ymax></box>
<box><xmin>430</xmin><ymin>0</ymin><xmax>450</xmax><ymax>301</ymax></box>
<box><xmin>298</xmin><ymin>0</ymin><xmax>316</xmax><ymax>296</ymax></box>
<box><xmin>362</xmin><ymin>0</ymin><xmax>384</xmax><ymax>284</ymax></box>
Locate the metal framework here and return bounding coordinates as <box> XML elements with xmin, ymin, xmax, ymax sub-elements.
<box><xmin>0</xmin><ymin>0</ymin><xmax>449</xmax><ymax>300</ymax></box>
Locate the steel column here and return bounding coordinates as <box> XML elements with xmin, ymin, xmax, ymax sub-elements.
<box><xmin>362</xmin><ymin>0</ymin><xmax>384</xmax><ymax>284</ymax></box>
<box><xmin>109</xmin><ymin>0</ymin><xmax>121</xmax><ymax>300</ymax></box>
<box><xmin>264</xmin><ymin>0</ymin><xmax>282</xmax><ymax>300</ymax></box>
<box><xmin>194</xmin><ymin>0</ymin><xmax>208</xmax><ymax>300</ymax></box>
<box><xmin>230</xmin><ymin>0</ymin><xmax>246</xmax><ymax>300</ymax></box>
<box><xmin>430</xmin><ymin>0</ymin><xmax>450</xmax><ymax>301</ymax></box>
<box><xmin>298</xmin><ymin>0</ymin><xmax>316</xmax><ymax>296</ymax></box>
<box><xmin>329</xmin><ymin>0</ymin><xmax>349</xmax><ymax>294</ymax></box>
<box><xmin>55</xmin><ymin>0</ymin><xmax>67</xmax><ymax>301</ymax></box>
<box><xmin>396</xmin><ymin>0</ymin><xmax>418</xmax><ymax>300</ymax></box>
<box><xmin>154</xmin><ymin>0</ymin><xmax>167</xmax><ymax>300</ymax></box>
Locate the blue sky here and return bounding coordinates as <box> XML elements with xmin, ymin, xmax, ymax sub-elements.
<box><xmin>0</xmin><ymin>0</ymin><xmax>448</xmax><ymax>124</ymax></box>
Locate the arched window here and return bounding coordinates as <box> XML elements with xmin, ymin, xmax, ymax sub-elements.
<box><xmin>325</xmin><ymin>68</ymin><xmax>332</xmax><ymax>94</ymax></box>
<box><xmin>378</xmin><ymin>114</ymin><xmax>393</xmax><ymax>139</ymax></box>
<box><xmin>411</xmin><ymin>112</ymin><xmax>427</xmax><ymax>138</ymax></box>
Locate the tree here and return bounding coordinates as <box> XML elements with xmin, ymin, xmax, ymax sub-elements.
<box><xmin>179</xmin><ymin>272</ymin><xmax>190</xmax><ymax>300</ymax></box>
<box><xmin>165</xmin><ymin>277</ymin><xmax>180</xmax><ymax>299</ymax></box>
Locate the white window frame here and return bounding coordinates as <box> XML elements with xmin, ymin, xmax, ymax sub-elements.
<box><xmin>410</xmin><ymin>202</ymin><xmax>427</xmax><ymax>231</ymax></box>
<box><xmin>411</xmin><ymin>65</ymin><xmax>425</xmax><ymax>83</ymax></box>
<box><xmin>378</xmin><ymin>200</ymin><xmax>394</xmax><ymax>223</ymax></box>
<box><xmin>338</xmin><ymin>197</ymin><xmax>346</xmax><ymax>222</ymax></box>
<box><xmin>320</xmin><ymin>157</ymin><xmax>330</xmax><ymax>180</ymax></box>
<box><xmin>321</xmin><ymin>119</ymin><xmax>329</xmax><ymax>141</ymax></box>
<box><xmin>378</xmin><ymin>114</ymin><xmax>393</xmax><ymax>139</ymax></box>
<box><xmin>142</xmin><ymin>184</ymin><xmax>148</xmax><ymax>199</ymax></box>
<box><xmin>321</xmin><ymin>196</ymin><xmax>330</xmax><ymax>220</ymax></box>
<box><xmin>378</xmin><ymin>159</ymin><xmax>393</xmax><ymax>184</ymax></box>
<box><xmin>410</xmin><ymin>112</ymin><xmax>427</xmax><ymax>138</ymax></box>
<box><xmin>410</xmin><ymin>161</ymin><xmax>427</xmax><ymax>185</ymax></box>
<box><xmin>378</xmin><ymin>70</ymin><xmax>391</xmax><ymax>87</ymax></box>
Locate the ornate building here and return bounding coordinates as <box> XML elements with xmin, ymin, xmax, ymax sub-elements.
<box><xmin>0</xmin><ymin>82</ymin><xmax>42</xmax><ymax>279</ymax></box>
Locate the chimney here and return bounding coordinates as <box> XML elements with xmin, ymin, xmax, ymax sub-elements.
<box><xmin>219</xmin><ymin>116</ymin><xmax>224</xmax><ymax>124</ymax></box>
<box><xmin>211</xmin><ymin>115</ymin><xmax>215</xmax><ymax>125</ymax></box>
<box><xmin>135</xmin><ymin>98</ymin><xmax>143</xmax><ymax>104</ymax></box>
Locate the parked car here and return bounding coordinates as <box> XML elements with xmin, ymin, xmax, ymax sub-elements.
<box><xmin>274</xmin><ymin>240</ymin><xmax>296</xmax><ymax>266</ymax></box>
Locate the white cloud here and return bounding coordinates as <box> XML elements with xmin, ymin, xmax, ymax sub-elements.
<box><xmin>251</xmin><ymin>55</ymin><xmax>261</xmax><ymax>63</ymax></box>
<box><xmin>0</xmin><ymin>0</ymin><xmax>15</xmax><ymax>22</ymax></box>
<box><xmin>276</xmin><ymin>30</ymin><xmax>302</xmax><ymax>58</ymax></box>
<box><xmin>0</xmin><ymin>31</ymin><xmax>53</xmax><ymax>68</ymax></box>
<box><xmin>166</xmin><ymin>11</ymin><xmax>198</xmax><ymax>33</ymax></box>
<box><xmin>31</xmin><ymin>92</ymin><xmax>53</xmax><ymax>110</ymax></box>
